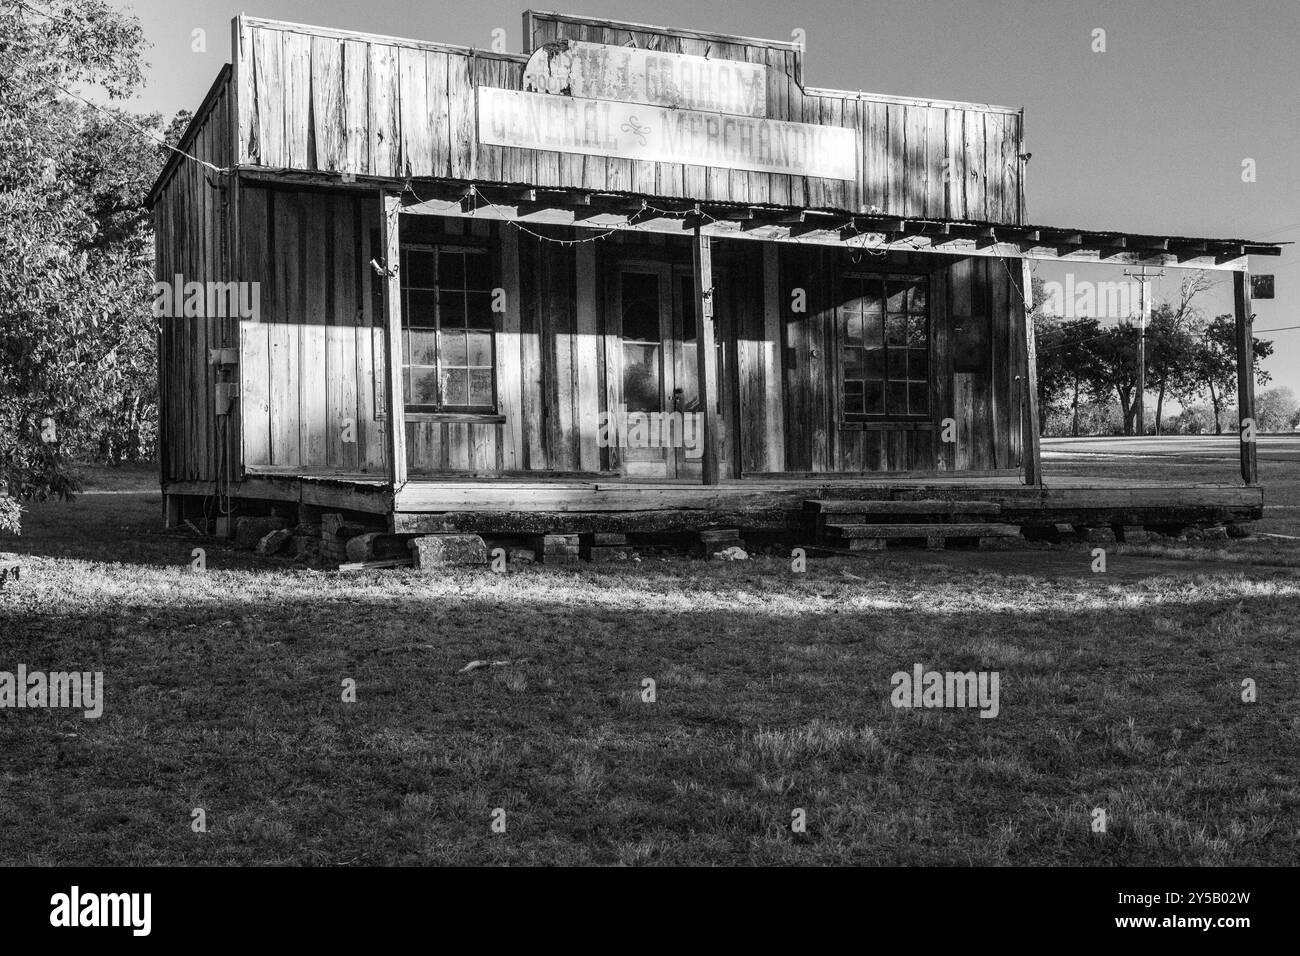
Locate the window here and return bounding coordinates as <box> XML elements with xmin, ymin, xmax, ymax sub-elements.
<box><xmin>400</xmin><ymin>244</ymin><xmax>495</xmax><ymax>413</ymax></box>
<box><xmin>840</xmin><ymin>273</ymin><xmax>929</xmax><ymax>420</ymax></box>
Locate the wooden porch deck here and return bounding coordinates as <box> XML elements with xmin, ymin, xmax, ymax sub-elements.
<box><xmin>163</xmin><ymin>470</ymin><xmax>1262</xmax><ymax>535</ymax></box>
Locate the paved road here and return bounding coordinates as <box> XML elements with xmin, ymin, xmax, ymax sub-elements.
<box><xmin>1043</xmin><ymin>433</ymin><xmax>1300</xmax><ymax>465</ymax></box>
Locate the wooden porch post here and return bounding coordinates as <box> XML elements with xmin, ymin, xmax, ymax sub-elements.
<box><xmin>1234</xmin><ymin>269</ymin><xmax>1258</xmax><ymax>486</ymax></box>
<box><xmin>693</xmin><ymin>225</ymin><xmax>720</xmax><ymax>484</ymax></box>
<box><xmin>380</xmin><ymin>190</ymin><xmax>407</xmax><ymax>487</ymax></box>
<box><xmin>1016</xmin><ymin>258</ymin><xmax>1042</xmax><ymax>486</ymax></box>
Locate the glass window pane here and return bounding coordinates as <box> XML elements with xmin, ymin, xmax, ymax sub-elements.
<box><xmin>864</xmin><ymin>380</ymin><xmax>884</xmax><ymax>414</ymax></box>
<box><xmin>887</xmin><ymin>381</ymin><xmax>907</xmax><ymax>415</ymax></box>
<box><xmin>622</xmin><ymin>343</ymin><xmax>660</xmax><ymax>412</ymax></box>
<box><xmin>442</xmin><ymin>367</ymin><xmax>468</xmax><ymax>406</ymax></box>
<box><xmin>441</xmin><ymin>329</ymin><xmax>467</xmax><ymax>367</ymax></box>
<box><xmin>404</xmin><ymin>250</ymin><xmax>436</xmax><ymax>289</ymax></box>
<box><xmin>843</xmin><ymin>380</ymin><xmax>864</xmax><ymax>415</ymax></box>
<box><xmin>887</xmin><ymin>349</ymin><xmax>907</xmax><ymax>380</ymax></box>
<box><xmin>465</xmin><ymin>250</ymin><xmax>492</xmax><ymax>291</ymax></box>
<box><xmin>622</xmin><ymin>272</ymin><xmax>660</xmax><ymax>342</ymax></box>
<box><xmin>861</xmin><ymin>284</ymin><xmax>883</xmax><ymax>314</ymax></box>
<box><xmin>439</xmin><ymin>291</ymin><xmax>466</xmax><ymax>327</ymax></box>
<box><xmin>886</xmin><ymin>280</ymin><xmax>909</xmax><ymax>313</ymax></box>
<box><xmin>908</xmin><ymin>382</ymin><xmax>928</xmax><ymax>415</ymax></box>
<box><xmin>908</xmin><ymin>314</ymin><xmax>928</xmax><ymax>345</ymax></box>
<box><xmin>842</xmin><ymin>348</ymin><xmax>863</xmax><ymax>379</ymax></box>
<box><xmin>410</xmin><ymin>367</ymin><xmax>440</xmax><ymax>406</ymax></box>
<box><xmin>908</xmin><ymin>349</ymin><xmax>928</xmax><ymax>380</ymax></box>
<box><xmin>469</xmin><ymin>368</ymin><xmax>494</xmax><ymax>406</ymax></box>
<box><xmin>886</xmin><ymin>314</ymin><xmax>908</xmax><ymax>346</ymax></box>
<box><xmin>844</xmin><ymin>313</ymin><xmax>863</xmax><ymax>346</ymax></box>
<box><xmin>439</xmin><ymin>251</ymin><xmax>465</xmax><ymax>289</ymax></box>
<box><xmin>863</xmin><ymin>312</ymin><xmax>883</xmax><ymax>347</ymax></box>
<box><xmin>410</xmin><ymin>329</ymin><xmax>438</xmax><ymax>366</ymax></box>
<box><xmin>909</xmin><ymin>317</ymin><xmax>930</xmax><ymax>348</ymax></box>
<box><xmin>466</xmin><ymin>331</ymin><xmax>492</xmax><ymax>367</ymax></box>
<box><xmin>908</xmin><ymin>280</ymin><xmax>927</xmax><ymax>314</ymax></box>
<box><xmin>864</xmin><ymin>348</ymin><xmax>884</xmax><ymax>379</ymax></box>
<box><xmin>465</xmin><ymin>291</ymin><xmax>494</xmax><ymax>330</ymax></box>
<box><xmin>405</xmin><ymin>290</ymin><xmax>437</xmax><ymax>327</ymax></box>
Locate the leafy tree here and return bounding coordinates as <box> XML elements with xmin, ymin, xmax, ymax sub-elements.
<box><xmin>1179</xmin><ymin>315</ymin><xmax>1273</xmax><ymax>434</ymax></box>
<box><xmin>1146</xmin><ymin>272</ymin><xmax>1213</xmax><ymax>434</ymax></box>
<box><xmin>1254</xmin><ymin>386</ymin><xmax>1299</xmax><ymax>433</ymax></box>
<box><xmin>1087</xmin><ymin>322</ymin><xmax>1145</xmax><ymax>435</ymax></box>
<box><xmin>1037</xmin><ymin>316</ymin><xmax>1111</xmax><ymax>436</ymax></box>
<box><xmin>0</xmin><ymin>0</ymin><xmax>156</xmax><ymax>530</ymax></box>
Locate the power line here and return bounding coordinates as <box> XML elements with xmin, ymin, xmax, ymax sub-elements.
<box><xmin>0</xmin><ymin>42</ymin><xmax>229</xmax><ymax>178</ymax></box>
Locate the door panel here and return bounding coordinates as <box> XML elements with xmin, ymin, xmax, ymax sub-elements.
<box><xmin>611</xmin><ymin>260</ymin><xmax>728</xmax><ymax>480</ymax></box>
<box><xmin>615</xmin><ymin>264</ymin><xmax>674</xmax><ymax>477</ymax></box>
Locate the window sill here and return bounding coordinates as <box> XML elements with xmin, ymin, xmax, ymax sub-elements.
<box><xmin>376</xmin><ymin>411</ymin><xmax>505</xmax><ymax>424</ymax></box>
<box><xmin>404</xmin><ymin>412</ymin><xmax>505</xmax><ymax>424</ymax></box>
<box><xmin>839</xmin><ymin>421</ymin><xmax>937</xmax><ymax>431</ymax></box>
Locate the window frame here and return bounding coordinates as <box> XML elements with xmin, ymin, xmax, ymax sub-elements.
<box><xmin>836</xmin><ymin>269</ymin><xmax>933</xmax><ymax>424</ymax></box>
<box><xmin>399</xmin><ymin>240</ymin><xmax>498</xmax><ymax>417</ymax></box>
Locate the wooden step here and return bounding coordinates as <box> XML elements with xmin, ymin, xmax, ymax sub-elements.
<box><xmin>806</xmin><ymin>499</ymin><xmax>1002</xmax><ymax>516</ymax></box>
<box><xmin>824</xmin><ymin>522</ymin><xmax>1020</xmax><ymax>539</ymax></box>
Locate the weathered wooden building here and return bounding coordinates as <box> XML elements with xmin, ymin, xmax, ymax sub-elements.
<box><xmin>148</xmin><ymin>12</ymin><xmax>1279</xmax><ymax>543</ymax></box>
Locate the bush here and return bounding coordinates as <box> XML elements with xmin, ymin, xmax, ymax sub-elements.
<box><xmin>0</xmin><ymin>495</ymin><xmax>21</xmax><ymax>536</ymax></box>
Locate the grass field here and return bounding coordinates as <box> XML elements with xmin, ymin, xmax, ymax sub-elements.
<box><xmin>1</xmin><ymin>446</ymin><xmax>1298</xmax><ymax>866</ymax></box>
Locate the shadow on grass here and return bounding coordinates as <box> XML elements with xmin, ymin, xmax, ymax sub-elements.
<box><xmin>0</xmin><ymin>491</ymin><xmax>274</xmax><ymax>572</ymax></box>
<box><xmin>1</xmin><ymin>553</ymin><xmax>1298</xmax><ymax>865</ymax></box>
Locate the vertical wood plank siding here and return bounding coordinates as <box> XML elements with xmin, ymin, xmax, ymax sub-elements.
<box><xmin>153</xmin><ymin>69</ymin><xmax>234</xmax><ymax>485</ymax></box>
<box><xmin>235</xmin><ymin>20</ymin><xmax>1023</xmax><ymax>225</ymax></box>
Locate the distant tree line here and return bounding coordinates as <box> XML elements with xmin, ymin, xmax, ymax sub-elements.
<box><xmin>1033</xmin><ymin>274</ymin><xmax>1283</xmax><ymax>438</ymax></box>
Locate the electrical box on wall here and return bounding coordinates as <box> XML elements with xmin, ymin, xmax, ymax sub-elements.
<box><xmin>215</xmin><ymin>382</ymin><xmax>240</xmax><ymax>414</ymax></box>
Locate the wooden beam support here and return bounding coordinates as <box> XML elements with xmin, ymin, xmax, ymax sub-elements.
<box><xmin>1047</xmin><ymin>231</ymin><xmax>1083</xmax><ymax>246</ymax></box>
<box><xmin>379</xmin><ymin>190</ymin><xmax>407</xmax><ymax>487</ymax></box>
<box><xmin>1234</xmin><ymin>269</ymin><xmax>1258</xmax><ymax>486</ymax></box>
<box><xmin>787</xmin><ymin>221</ymin><xmax>831</xmax><ymax>238</ymax></box>
<box><xmin>704</xmin><ymin>205</ymin><xmax>753</xmax><ymax>220</ymax></box>
<box><xmin>692</xmin><ymin>226</ymin><xmax>720</xmax><ymax>485</ymax></box>
<box><xmin>1014</xmin><ymin>259</ymin><xmax>1042</xmax><ymax>487</ymax></box>
<box><xmin>840</xmin><ymin>221</ymin><xmax>890</xmax><ymax>242</ymax></box>
<box><xmin>741</xmin><ymin>211</ymin><xmax>804</xmax><ymax>232</ymax></box>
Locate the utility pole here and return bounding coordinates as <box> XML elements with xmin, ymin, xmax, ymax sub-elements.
<box><xmin>1123</xmin><ymin>266</ymin><xmax>1164</xmax><ymax>436</ymax></box>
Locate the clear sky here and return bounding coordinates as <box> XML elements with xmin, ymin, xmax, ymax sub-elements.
<box><xmin>109</xmin><ymin>0</ymin><xmax>1299</xmax><ymax>393</ymax></box>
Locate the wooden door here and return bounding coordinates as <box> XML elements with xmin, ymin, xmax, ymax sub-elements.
<box><xmin>614</xmin><ymin>263</ymin><xmax>675</xmax><ymax>477</ymax></box>
<box><xmin>610</xmin><ymin>260</ymin><xmax>728</xmax><ymax>480</ymax></box>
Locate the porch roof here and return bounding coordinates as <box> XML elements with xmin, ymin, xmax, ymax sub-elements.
<box><xmin>372</xmin><ymin>177</ymin><xmax>1285</xmax><ymax>272</ymax></box>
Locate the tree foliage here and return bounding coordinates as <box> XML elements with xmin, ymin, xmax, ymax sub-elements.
<box><xmin>1</xmin><ymin>0</ymin><xmax>161</xmax><ymax>526</ymax></box>
<box><xmin>1254</xmin><ymin>386</ymin><xmax>1300</xmax><ymax>433</ymax></box>
<box><xmin>1179</xmin><ymin>314</ymin><xmax>1273</xmax><ymax>434</ymax></box>
<box><xmin>1033</xmin><ymin>269</ymin><xmax>1272</xmax><ymax>437</ymax></box>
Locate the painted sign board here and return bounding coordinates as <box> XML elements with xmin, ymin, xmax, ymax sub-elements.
<box><xmin>523</xmin><ymin>39</ymin><xmax>767</xmax><ymax>118</ymax></box>
<box><xmin>478</xmin><ymin>87</ymin><xmax>857</xmax><ymax>181</ymax></box>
